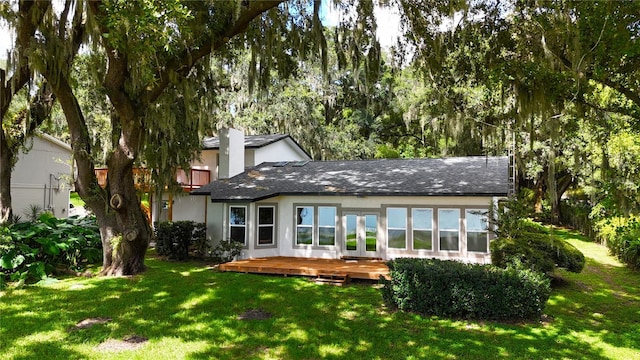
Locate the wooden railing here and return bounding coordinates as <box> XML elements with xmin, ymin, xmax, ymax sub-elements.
<box><xmin>176</xmin><ymin>169</ymin><xmax>211</xmax><ymax>191</ymax></box>
<box><xmin>94</xmin><ymin>168</ymin><xmax>210</xmax><ymax>192</ymax></box>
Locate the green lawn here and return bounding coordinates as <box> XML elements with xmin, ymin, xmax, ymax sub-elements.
<box><xmin>1</xmin><ymin>229</ymin><xmax>639</xmax><ymax>359</ymax></box>
<box><xmin>69</xmin><ymin>192</ymin><xmax>85</xmax><ymax>208</ymax></box>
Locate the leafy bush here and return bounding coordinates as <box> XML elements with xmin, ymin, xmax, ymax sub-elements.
<box><xmin>491</xmin><ymin>196</ymin><xmax>585</xmax><ymax>274</ymax></box>
<box><xmin>209</xmin><ymin>240</ymin><xmax>243</xmax><ymax>264</ymax></box>
<box><xmin>380</xmin><ymin>258</ymin><xmax>551</xmax><ymax>320</ymax></box>
<box><xmin>595</xmin><ymin>217</ymin><xmax>640</xmax><ymax>269</ymax></box>
<box><xmin>491</xmin><ymin>231</ymin><xmax>585</xmax><ymax>274</ymax></box>
<box><xmin>190</xmin><ymin>222</ymin><xmax>208</xmax><ymax>258</ymax></box>
<box><xmin>0</xmin><ymin>214</ymin><xmax>102</xmax><ymax>284</ymax></box>
<box><xmin>154</xmin><ymin>221</ymin><xmax>209</xmax><ymax>260</ymax></box>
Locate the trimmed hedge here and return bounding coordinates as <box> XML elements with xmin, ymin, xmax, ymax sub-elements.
<box><xmin>491</xmin><ymin>232</ymin><xmax>585</xmax><ymax>274</ymax></box>
<box><xmin>380</xmin><ymin>258</ymin><xmax>551</xmax><ymax>320</ymax></box>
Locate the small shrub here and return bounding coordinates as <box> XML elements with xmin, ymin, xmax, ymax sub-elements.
<box><xmin>380</xmin><ymin>258</ymin><xmax>551</xmax><ymax>320</ymax></box>
<box><xmin>209</xmin><ymin>240</ymin><xmax>243</xmax><ymax>264</ymax></box>
<box><xmin>190</xmin><ymin>222</ymin><xmax>209</xmax><ymax>258</ymax></box>
<box><xmin>153</xmin><ymin>221</ymin><xmax>207</xmax><ymax>261</ymax></box>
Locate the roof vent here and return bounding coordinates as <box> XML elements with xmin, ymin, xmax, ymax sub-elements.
<box><xmin>291</xmin><ymin>161</ymin><xmax>310</xmax><ymax>167</ymax></box>
<box><xmin>273</xmin><ymin>161</ymin><xmax>289</xmax><ymax>167</ymax></box>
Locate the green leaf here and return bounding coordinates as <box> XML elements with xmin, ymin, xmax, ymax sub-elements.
<box><xmin>0</xmin><ymin>253</ymin><xmax>25</xmax><ymax>270</ymax></box>
<box><xmin>43</xmin><ymin>242</ymin><xmax>61</xmax><ymax>256</ymax></box>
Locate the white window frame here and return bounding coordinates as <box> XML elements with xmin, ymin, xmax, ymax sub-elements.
<box><xmin>317</xmin><ymin>206</ymin><xmax>337</xmax><ymax>247</ymax></box>
<box><xmin>465</xmin><ymin>209</ymin><xmax>489</xmax><ymax>253</ymax></box>
<box><xmin>229</xmin><ymin>205</ymin><xmax>247</xmax><ymax>247</ymax></box>
<box><xmin>412</xmin><ymin>208</ymin><xmax>434</xmax><ymax>251</ymax></box>
<box><xmin>438</xmin><ymin>208</ymin><xmax>460</xmax><ymax>251</ymax></box>
<box><xmin>295</xmin><ymin>206</ymin><xmax>314</xmax><ymax>246</ymax></box>
<box><xmin>387</xmin><ymin>207</ymin><xmax>408</xmax><ymax>250</ymax></box>
<box><xmin>257</xmin><ymin>205</ymin><xmax>276</xmax><ymax>247</ymax></box>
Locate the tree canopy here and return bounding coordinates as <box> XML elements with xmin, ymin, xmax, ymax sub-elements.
<box><xmin>2</xmin><ymin>0</ymin><xmax>639</xmax><ymax>275</ymax></box>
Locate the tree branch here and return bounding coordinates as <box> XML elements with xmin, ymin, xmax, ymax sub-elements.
<box><xmin>141</xmin><ymin>1</ymin><xmax>284</xmax><ymax>106</ymax></box>
<box><xmin>87</xmin><ymin>1</ymin><xmax>137</xmax><ymax>122</ymax></box>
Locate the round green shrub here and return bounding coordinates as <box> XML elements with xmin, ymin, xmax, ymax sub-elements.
<box><xmin>491</xmin><ymin>231</ymin><xmax>585</xmax><ymax>274</ymax></box>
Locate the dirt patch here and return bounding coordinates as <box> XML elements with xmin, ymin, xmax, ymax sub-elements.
<box><xmin>95</xmin><ymin>335</ymin><xmax>148</xmax><ymax>352</ymax></box>
<box><xmin>237</xmin><ymin>308</ymin><xmax>273</xmax><ymax>320</ymax></box>
<box><xmin>68</xmin><ymin>317</ymin><xmax>112</xmax><ymax>331</ymax></box>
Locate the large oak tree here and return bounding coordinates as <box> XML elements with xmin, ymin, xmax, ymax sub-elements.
<box><xmin>19</xmin><ymin>0</ymin><xmax>379</xmax><ymax>275</ymax></box>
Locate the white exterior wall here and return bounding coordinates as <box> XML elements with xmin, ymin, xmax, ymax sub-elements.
<box><xmin>245</xmin><ymin>149</ymin><xmax>256</xmax><ymax>167</ymax></box>
<box><xmin>191</xmin><ymin>149</ymin><xmax>217</xmax><ymax>173</ymax></box>
<box><xmin>167</xmin><ymin>194</ymin><xmax>208</xmax><ymax>223</ymax></box>
<box><xmin>209</xmin><ymin>195</ymin><xmax>500</xmax><ymax>263</ymax></box>
<box><xmin>253</xmin><ymin>139</ymin><xmax>311</xmax><ymax>164</ymax></box>
<box><xmin>11</xmin><ymin>134</ymin><xmax>72</xmax><ymax>218</ymax></box>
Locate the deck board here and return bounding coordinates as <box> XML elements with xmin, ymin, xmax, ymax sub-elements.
<box><xmin>218</xmin><ymin>256</ymin><xmax>389</xmax><ymax>280</ymax></box>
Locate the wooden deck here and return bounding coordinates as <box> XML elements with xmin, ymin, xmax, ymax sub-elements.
<box><xmin>218</xmin><ymin>256</ymin><xmax>389</xmax><ymax>280</ymax></box>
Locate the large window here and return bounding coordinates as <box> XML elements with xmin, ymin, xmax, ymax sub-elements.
<box><xmin>257</xmin><ymin>206</ymin><xmax>275</xmax><ymax>246</ymax></box>
<box><xmin>387</xmin><ymin>208</ymin><xmax>407</xmax><ymax>249</ymax></box>
<box><xmin>439</xmin><ymin>209</ymin><xmax>460</xmax><ymax>251</ymax></box>
<box><xmin>295</xmin><ymin>205</ymin><xmax>338</xmax><ymax>246</ymax></box>
<box><xmin>466</xmin><ymin>209</ymin><xmax>488</xmax><ymax>252</ymax></box>
<box><xmin>229</xmin><ymin>206</ymin><xmax>247</xmax><ymax>246</ymax></box>
<box><xmin>412</xmin><ymin>208</ymin><xmax>433</xmax><ymax>250</ymax></box>
<box><xmin>296</xmin><ymin>206</ymin><xmax>314</xmax><ymax>245</ymax></box>
<box><xmin>318</xmin><ymin>207</ymin><xmax>336</xmax><ymax>246</ymax></box>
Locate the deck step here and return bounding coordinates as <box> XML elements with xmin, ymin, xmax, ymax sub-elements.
<box><xmin>315</xmin><ymin>272</ymin><xmax>350</xmax><ymax>286</ymax></box>
<box><xmin>340</xmin><ymin>256</ymin><xmax>383</xmax><ymax>261</ymax></box>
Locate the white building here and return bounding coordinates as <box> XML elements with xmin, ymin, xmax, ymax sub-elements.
<box><xmin>153</xmin><ymin>128</ymin><xmax>312</xmax><ymax>224</ymax></box>
<box><xmin>192</xmin><ymin>135</ymin><xmax>509</xmax><ymax>264</ymax></box>
<box><xmin>11</xmin><ymin>133</ymin><xmax>73</xmax><ymax>218</ymax></box>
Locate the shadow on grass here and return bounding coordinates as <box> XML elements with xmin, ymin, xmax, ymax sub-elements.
<box><xmin>1</xmin><ymin>248</ymin><xmax>639</xmax><ymax>359</ymax></box>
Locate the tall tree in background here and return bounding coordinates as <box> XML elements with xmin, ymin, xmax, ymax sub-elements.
<box><xmin>395</xmin><ymin>0</ymin><xmax>640</xmax><ymax>219</ymax></box>
<box><xmin>0</xmin><ymin>1</ymin><xmax>51</xmax><ymax>224</ymax></box>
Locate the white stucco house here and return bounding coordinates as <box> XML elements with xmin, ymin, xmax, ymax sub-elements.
<box><xmin>192</xmin><ymin>141</ymin><xmax>510</xmax><ymax>264</ymax></box>
<box><xmin>11</xmin><ymin>133</ymin><xmax>73</xmax><ymax>218</ymax></box>
<box><xmin>153</xmin><ymin>128</ymin><xmax>312</xmax><ymax>224</ymax></box>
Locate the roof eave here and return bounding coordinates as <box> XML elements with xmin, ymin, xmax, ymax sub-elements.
<box><xmin>208</xmin><ymin>190</ymin><xmax>509</xmax><ymax>203</ymax></box>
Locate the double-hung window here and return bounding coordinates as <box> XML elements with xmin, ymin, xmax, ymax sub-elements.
<box><xmin>412</xmin><ymin>208</ymin><xmax>433</xmax><ymax>250</ymax></box>
<box><xmin>229</xmin><ymin>206</ymin><xmax>247</xmax><ymax>246</ymax></box>
<box><xmin>257</xmin><ymin>206</ymin><xmax>275</xmax><ymax>246</ymax></box>
<box><xmin>296</xmin><ymin>206</ymin><xmax>314</xmax><ymax>245</ymax></box>
<box><xmin>466</xmin><ymin>209</ymin><xmax>489</xmax><ymax>252</ymax></box>
<box><xmin>318</xmin><ymin>207</ymin><xmax>337</xmax><ymax>246</ymax></box>
<box><xmin>438</xmin><ymin>209</ymin><xmax>460</xmax><ymax>251</ymax></box>
<box><xmin>387</xmin><ymin>208</ymin><xmax>407</xmax><ymax>249</ymax></box>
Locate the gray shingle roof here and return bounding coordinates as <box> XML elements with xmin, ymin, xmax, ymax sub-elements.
<box><xmin>202</xmin><ymin>134</ymin><xmax>291</xmax><ymax>149</ymax></box>
<box><xmin>191</xmin><ymin>156</ymin><xmax>510</xmax><ymax>202</ymax></box>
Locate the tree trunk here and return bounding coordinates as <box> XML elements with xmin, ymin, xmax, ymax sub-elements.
<box><xmin>46</xmin><ymin>70</ymin><xmax>151</xmax><ymax>275</ymax></box>
<box><xmin>99</xmin><ymin>136</ymin><xmax>152</xmax><ymax>276</ymax></box>
<box><xmin>552</xmin><ymin>173</ymin><xmax>575</xmax><ymax>225</ymax></box>
<box><xmin>0</xmin><ymin>129</ymin><xmax>13</xmax><ymax>224</ymax></box>
<box><xmin>533</xmin><ymin>170</ymin><xmax>546</xmax><ymax>214</ymax></box>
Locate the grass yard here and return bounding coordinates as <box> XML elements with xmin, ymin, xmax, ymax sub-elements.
<box><xmin>1</xmin><ymin>228</ymin><xmax>639</xmax><ymax>359</ymax></box>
